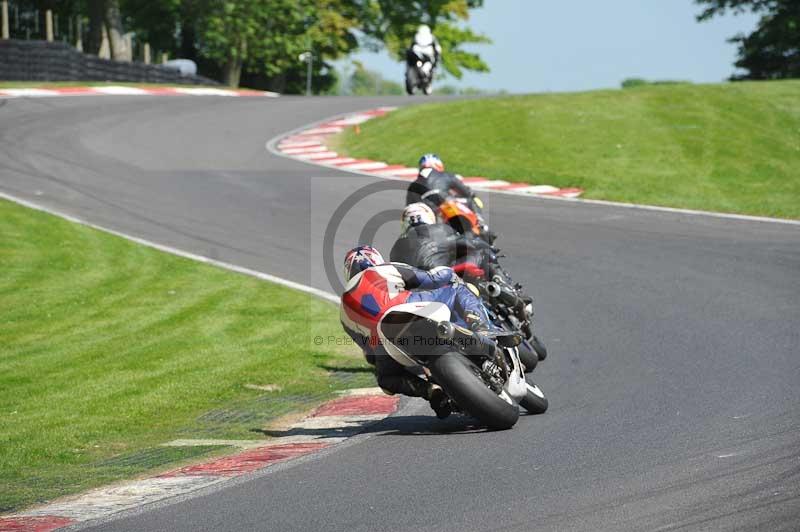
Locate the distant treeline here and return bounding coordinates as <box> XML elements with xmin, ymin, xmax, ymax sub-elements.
<box><xmin>5</xmin><ymin>0</ymin><xmax>493</xmax><ymax>92</ymax></box>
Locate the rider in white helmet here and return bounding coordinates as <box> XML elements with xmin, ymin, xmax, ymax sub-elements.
<box><xmin>392</xmin><ymin>203</ymin><xmax>487</xmax><ymax>280</ymax></box>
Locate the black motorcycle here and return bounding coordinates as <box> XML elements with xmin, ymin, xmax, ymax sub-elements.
<box><xmin>475</xmin><ymin>264</ymin><xmax>548</xmax><ymax>373</ymax></box>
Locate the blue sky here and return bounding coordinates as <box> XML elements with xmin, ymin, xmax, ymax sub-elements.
<box><xmin>344</xmin><ymin>0</ymin><xmax>760</xmax><ymax>93</ymax></box>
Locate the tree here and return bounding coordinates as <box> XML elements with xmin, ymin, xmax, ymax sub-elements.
<box><xmin>696</xmin><ymin>0</ymin><xmax>800</xmax><ymax>79</ymax></box>
<box><xmin>196</xmin><ymin>0</ymin><xmax>359</xmax><ymax>87</ymax></box>
<box><xmin>18</xmin><ymin>0</ymin><xmax>489</xmax><ymax>90</ymax></box>
<box><xmin>335</xmin><ymin>61</ymin><xmax>403</xmax><ymax>95</ymax></box>
<box><xmin>103</xmin><ymin>0</ymin><xmax>130</xmax><ymax>60</ymax></box>
<box><xmin>357</xmin><ymin>0</ymin><xmax>491</xmax><ymax>79</ymax></box>
<box><xmin>120</xmin><ymin>0</ymin><xmax>183</xmax><ymax>59</ymax></box>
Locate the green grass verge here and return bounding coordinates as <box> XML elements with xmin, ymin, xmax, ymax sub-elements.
<box><xmin>335</xmin><ymin>80</ymin><xmax>800</xmax><ymax>219</ymax></box>
<box><xmin>0</xmin><ymin>199</ymin><xmax>369</xmax><ymax>513</ymax></box>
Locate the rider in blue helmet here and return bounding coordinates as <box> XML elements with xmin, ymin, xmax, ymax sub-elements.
<box><xmin>407</xmin><ymin>153</ymin><xmax>475</xmax><ymax>209</ymax></box>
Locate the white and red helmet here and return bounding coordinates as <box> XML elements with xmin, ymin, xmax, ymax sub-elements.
<box><xmin>343</xmin><ymin>245</ymin><xmax>385</xmax><ymax>281</ymax></box>
<box><xmin>401</xmin><ymin>202</ymin><xmax>436</xmax><ymax>233</ymax></box>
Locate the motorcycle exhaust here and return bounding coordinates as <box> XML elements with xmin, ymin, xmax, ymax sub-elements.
<box><xmin>437</xmin><ymin>321</ymin><xmax>497</xmax><ymax>359</ymax></box>
<box><xmin>485</xmin><ymin>282</ymin><xmax>502</xmax><ymax>298</ymax></box>
<box><xmin>487</xmin><ymin>282</ymin><xmax>522</xmax><ymax>310</ymax></box>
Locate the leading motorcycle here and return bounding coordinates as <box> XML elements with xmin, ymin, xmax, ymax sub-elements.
<box><xmin>378</xmin><ymin>300</ymin><xmax>547</xmax><ymax>429</ymax></box>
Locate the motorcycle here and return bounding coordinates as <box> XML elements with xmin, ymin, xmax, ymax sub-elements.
<box><xmin>378</xmin><ymin>300</ymin><xmax>548</xmax><ymax>429</ymax></box>
<box><xmin>405</xmin><ymin>49</ymin><xmax>435</xmax><ymax>95</ymax></box>
<box><xmin>396</xmin><ymin>195</ymin><xmax>547</xmax><ymax>371</ymax></box>
<box><xmin>473</xmin><ymin>266</ymin><xmax>548</xmax><ymax>373</ymax></box>
<box><xmin>438</xmin><ymin>198</ymin><xmax>497</xmax><ymax>245</ymax></box>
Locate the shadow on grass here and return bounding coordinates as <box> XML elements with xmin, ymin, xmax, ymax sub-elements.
<box><xmin>318</xmin><ymin>364</ymin><xmax>374</xmax><ymax>374</ymax></box>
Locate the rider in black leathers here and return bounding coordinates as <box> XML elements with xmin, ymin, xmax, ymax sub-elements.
<box><xmin>390</xmin><ymin>203</ymin><xmax>545</xmax><ymax>369</ymax></box>
<box><xmin>390</xmin><ymin>202</ymin><xmax>497</xmax><ymax>280</ymax></box>
<box><xmin>407</xmin><ymin>165</ymin><xmax>475</xmax><ymax>208</ymax></box>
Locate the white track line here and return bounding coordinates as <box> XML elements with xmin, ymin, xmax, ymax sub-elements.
<box><xmin>0</xmin><ymin>88</ymin><xmax>60</xmax><ymax>97</ymax></box>
<box><xmin>91</xmin><ymin>86</ymin><xmax>151</xmax><ymax>95</ymax></box>
<box><xmin>281</xmin><ymin>145</ymin><xmax>328</xmax><ymax>155</ymax></box>
<box><xmin>297</xmin><ymin>151</ymin><xmax>339</xmax><ymax>160</ymax></box>
<box><xmin>337</xmin><ymin>161</ymin><xmax>387</xmax><ymax>171</ymax></box>
<box><xmin>0</xmin><ymin>191</ymin><xmax>339</xmax><ymax>303</ymax></box>
<box><xmin>546</xmin><ymin>196</ymin><xmax>800</xmax><ymax>225</ymax></box>
<box><xmin>0</xmin><ymin>86</ymin><xmax>280</xmax><ymax>99</ymax></box>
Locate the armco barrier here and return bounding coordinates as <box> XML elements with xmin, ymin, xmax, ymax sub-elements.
<box><xmin>0</xmin><ymin>39</ymin><xmax>218</xmax><ymax>85</ymax></box>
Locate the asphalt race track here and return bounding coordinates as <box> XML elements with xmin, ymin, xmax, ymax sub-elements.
<box><xmin>2</xmin><ymin>95</ymin><xmax>799</xmax><ymax>531</ymax></box>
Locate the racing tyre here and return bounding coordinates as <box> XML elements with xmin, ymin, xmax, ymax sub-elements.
<box><xmin>519</xmin><ymin>378</ymin><xmax>548</xmax><ymax>415</ymax></box>
<box><xmin>429</xmin><ymin>352</ymin><xmax>519</xmax><ymax>430</ymax></box>
<box><xmin>532</xmin><ymin>335</ymin><xmax>547</xmax><ymax>361</ymax></box>
<box><xmin>405</xmin><ymin>69</ymin><xmax>416</xmax><ymax>95</ymax></box>
<box><xmin>518</xmin><ymin>341</ymin><xmax>539</xmax><ymax>373</ymax></box>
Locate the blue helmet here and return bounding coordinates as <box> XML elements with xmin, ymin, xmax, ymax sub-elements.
<box><xmin>418</xmin><ymin>153</ymin><xmax>444</xmax><ymax>172</ymax></box>
<box><xmin>343</xmin><ymin>245</ymin><xmax>385</xmax><ymax>281</ymax></box>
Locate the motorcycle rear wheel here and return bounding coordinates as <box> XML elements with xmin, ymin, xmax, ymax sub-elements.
<box><xmin>429</xmin><ymin>352</ymin><xmax>519</xmax><ymax>430</ymax></box>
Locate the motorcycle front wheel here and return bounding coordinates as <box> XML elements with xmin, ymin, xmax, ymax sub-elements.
<box><xmin>429</xmin><ymin>352</ymin><xmax>519</xmax><ymax>430</ymax></box>
<box><xmin>532</xmin><ymin>335</ymin><xmax>547</xmax><ymax>361</ymax></box>
<box><xmin>519</xmin><ymin>377</ymin><xmax>548</xmax><ymax>415</ymax></box>
<box><xmin>405</xmin><ymin>68</ymin><xmax>417</xmax><ymax>95</ymax></box>
<box><xmin>518</xmin><ymin>340</ymin><xmax>539</xmax><ymax>373</ymax></box>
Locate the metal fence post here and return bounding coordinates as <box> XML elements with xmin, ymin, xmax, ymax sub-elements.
<box><xmin>1</xmin><ymin>1</ymin><xmax>9</xmax><ymax>40</ymax></box>
<box><xmin>45</xmin><ymin>9</ymin><xmax>53</xmax><ymax>41</ymax></box>
<box><xmin>76</xmin><ymin>17</ymin><xmax>83</xmax><ymax>51</ymax></box>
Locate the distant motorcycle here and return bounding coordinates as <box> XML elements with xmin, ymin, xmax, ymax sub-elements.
<box><xmin>378</xmin><ymin>300</ymin><xmax>548</xmax><ymax>429</ymax></box>
<box><xmin>405</xmin><ymin>49</ymin><xmax>435</xmax><ymax>95</ymax></box>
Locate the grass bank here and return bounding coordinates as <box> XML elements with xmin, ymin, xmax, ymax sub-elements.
<box><xmin>0</xmin><ymin>199</ymin><xmax>368</xmax><ymax>512</ymax></box>
<box><xmin>336</xmin><ymin>80</ymin><xmax>800</xmax><ymax>218</ymax></box>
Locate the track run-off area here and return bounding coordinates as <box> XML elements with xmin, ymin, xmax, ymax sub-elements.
<box><xmin>1</xmin><ymin>94</ymin><xmax>798</xmax><ymax>531</ymax></box>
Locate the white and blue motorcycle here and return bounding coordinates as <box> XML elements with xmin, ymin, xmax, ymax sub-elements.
<box><xmin>378</xmin><ymin>300</ymin><xmax>548</xmax><ymax>430</ymax></box>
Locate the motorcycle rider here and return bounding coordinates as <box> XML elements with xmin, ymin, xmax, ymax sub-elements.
<box><xmin>406</xmin><ymin>154</ymin><xmax>474</xmax><ymax>207</ymax></box>
<box><xmin>407</xmin><ymin>154</ymin><xmax>497</xmax><ymax>244</ymax></box>
<box><xmin>406</xmin><ymin>25</ymin><xmax>442</xmax><ymax>95</ymax></box>
<box><xmin>391</xmin><ymin>204</ymin><xmax>544</xmax><ymax>369</ymax></box>
<box><xmin>389</xmin><ymin>202</ymin><xmax>489</xmax><ymax>279</ymax></box>
<box><xmin>340</xmin><ymin>245</ymin><xmax>496</xmax><ymax>418</ymax></box>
